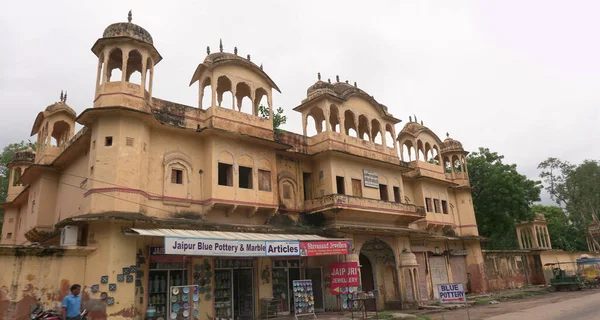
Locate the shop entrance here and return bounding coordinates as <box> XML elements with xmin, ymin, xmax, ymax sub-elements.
<box><xmin>272</xmin><ymin>259</ymin><xmax>304</xmax><ymax>314</ymax></box>
<box><xmin>214</xmin><ymin>259</ymin><xmax>254</xmax><ymax>320</ymax></box>
<box><xmin>233</xmin><ymin>269</ymin><xmax>254</xmax><ymax>320</ymax></box>
<box><xmin>306</xmin><ymin>267</ymin><xmax>324</xmax><ymax>311</ymax></box>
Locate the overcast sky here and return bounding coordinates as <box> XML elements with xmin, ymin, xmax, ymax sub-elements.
<box><xmin>1</xmin><ymin>0</ymin><xmax>599</xmax><ymax>204</ymax></box>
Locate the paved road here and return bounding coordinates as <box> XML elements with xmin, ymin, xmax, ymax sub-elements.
<box><xmin>425</xmin><ymin>290</ymin><xmax>600</xmax><ymax>320</ymax></box>
<box><xmin>486</xmin><ymin>290</ymin><xmax>600</xmax><ymax>320</ymax></box>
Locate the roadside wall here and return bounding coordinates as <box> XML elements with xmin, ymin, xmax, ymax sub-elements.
<box><xmin>482</xmin><ymin>250</ymin><xmax>544</xmax><ymax>291</ymax></box>
<box><xmin>0</xmin><ymin>246</ymin><xmax>101</xmax><ymax>320</ymax></box>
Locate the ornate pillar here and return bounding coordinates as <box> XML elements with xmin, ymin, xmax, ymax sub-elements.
<box><xmin>516</xmin><ymin>228</ymin><xmax>523</xmax><ymax>249</ymax></box>
<box><xmin>302</xmin><ymin>114</ymin><xmax>308</xmax><ymax>136</ymax></box>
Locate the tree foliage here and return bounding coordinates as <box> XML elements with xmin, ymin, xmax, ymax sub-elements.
<box><xmin>468</xmin><ymin>147</ymin><xmax>542</xmax><ymax>249</ymax></box>
<box><xmin>0</xmin><ymin>141</ymin><xmax>35</xmax><ymax>230</ymax></box>
<box><xmin>258</xmin><ymin>105</ymin><xmax>287</xmax><ymax>134</ymax></box>
<box><xmin>538</xmin><ymin>158</ymin><xmax>600</xmax><ymax>249</ymax></box>
<box><xmin>531</xmin><ymin>204</ymin><xmax>588</xmax><ymax>252</ymax></box>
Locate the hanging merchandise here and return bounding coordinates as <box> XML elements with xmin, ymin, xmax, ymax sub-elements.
<box><xmin>168</xmin><ymin>285</ymin><xmax>199</xmax><ymax>320</ymax></box>
<box><xmin>292</xmin><ymin>280</ymin><xmax>317</xmax><ymax>320</ymax></box>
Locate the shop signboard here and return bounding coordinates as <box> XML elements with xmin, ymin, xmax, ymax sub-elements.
<box><xmin>437</xmin><ymin>283</ymin><xmax>466</xmax><ymax>304</ymax></box>
<box><xmin>300</xmin><ymin>240</ymin><xmax>350</xmax><ymax>256</ymax></box>
<box><xmin>149</xmin><ymin>246</ymin><xmax>165</xmax><ymax>256</ymax></box>
<box><xmin>330</xmin><ymin>262</ymin><xmax>359</xmax><ymax>294</ymax></box>
<box><xmin>363</xmin><ymin>169</ymin><xmax>379</xmax><ymax>188</ymax></box>
<box><xmin>164</xmin><ymin>237</ymin><xmax>300</xmax><ymax>257</ymax></box>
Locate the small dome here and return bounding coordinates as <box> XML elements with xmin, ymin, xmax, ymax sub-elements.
<box><xmin>12</xmin><ymin>147</ymin><xmax>35</xmax><ymax>163</ymax></box>
<box><xmin>102</xmin><ymin>21</ymin><xmax>153</xmax><ymax>45</ymax></box>
<box><xmin>307</xmin><ymin>80</ymin><xmax>334</xmax><ymax>96</ymax></box>
<box><xmin>400</xmin><ymin>121</ymin><xmax>426</xmax><ymax>135</ymax></box>
<box><xmin>45</xmin><ymin>102</ymin><xmax>76</xmax><ymax>118</ymax></box>
<box><xmin>399</xmin><ymin>250</ymin><xmax>418</xmax><ymax>267</ymax></box>
<box><xmin>441</xmin><ymin>134</ymin><xmax>464</xmax><ymax>153</ymax></box>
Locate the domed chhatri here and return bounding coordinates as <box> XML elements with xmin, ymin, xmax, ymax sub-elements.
<box><xmin>101</xmin><ymin>10</ymin><xmax>153</xmax><ymax>45</ymax></box>
<box><xmin>441</xmin><ymin>133</ymin><xmax>464</xmax><ymax>153</ymax></box>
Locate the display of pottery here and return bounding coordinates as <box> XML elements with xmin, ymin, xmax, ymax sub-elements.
<box><xmin>292</xmin><ymin>280</ymin><xmax>315</xmax><ymax>315</ymax></box>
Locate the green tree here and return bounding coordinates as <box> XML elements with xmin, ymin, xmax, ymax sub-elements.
<box><xmin>531</xmin><ymin>204</ymin><xmax>588</xmax><ymax>251</ymax></box>
<box><xmin>0</xmin><ymin>141</ymin><xmax>35</xmax><ymax>230</ymax></box>
<box><xmin>258</xmin><ymin>105</ymin><xmax>287</xmax><ymax>134</ymax></box>
<box><xmin>538</xmin><ymin>158</ymin><xmax>600</xmax><ymax>249</ymax></box>
<box><xmin>468</xmin><ymin>148</ymin><xmax>542</xmax><ymax>249</ymax></box>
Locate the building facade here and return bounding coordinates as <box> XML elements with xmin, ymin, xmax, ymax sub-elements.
<box><xmin>0</xmin><ymin>14</ymin><xmax>486</xmax><ymax>319</ymax></box>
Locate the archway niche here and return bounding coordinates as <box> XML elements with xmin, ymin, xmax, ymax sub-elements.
<box><xmin>360</xmin><ymin>238</ymin><xmax>399</xmax><ymax>310</ymax></box>
<box><xmin>200</xmin><ymin>77</ymin><xmax>212</xmax><ymax>110</ymax></box>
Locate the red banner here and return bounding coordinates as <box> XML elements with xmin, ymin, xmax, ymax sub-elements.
<box><xmin>300</xmin><ymin>241</ymin><xmax>350</xmax><ymax>256</ymax></box>
<box><xmin>330</xmin><ymin>262</ymin><xmax>359</xmax><ymax>294</ymax></box>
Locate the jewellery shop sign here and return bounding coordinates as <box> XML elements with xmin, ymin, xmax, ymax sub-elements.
<box><xmin>164</xmin><ymin>236</ymin><xmax>300</xmax><ymax>257</ymax></box>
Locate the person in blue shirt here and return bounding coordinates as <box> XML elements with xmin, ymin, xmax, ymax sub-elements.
<box><xmin>62</xmin><ymin>284</ymin><xmax>82</xmax><ymax>320</ymax></box>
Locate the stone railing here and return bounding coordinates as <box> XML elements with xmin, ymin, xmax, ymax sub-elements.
<box><xmin>304</xmin><ymin>194</ymin><xmax>425</xmax><ymax>219</ymax></box>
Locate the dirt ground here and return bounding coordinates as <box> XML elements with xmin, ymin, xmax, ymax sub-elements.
<box><xmin>422</xmin><ymin>290</ymin><xmax>592</xmax><ymax>320</ymax></box>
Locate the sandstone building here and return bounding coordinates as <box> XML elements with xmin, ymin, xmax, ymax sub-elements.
<box><xmin>0</xmin><ymin>13</ymin><xmax>485</xmax><ymax>319</ymax></box>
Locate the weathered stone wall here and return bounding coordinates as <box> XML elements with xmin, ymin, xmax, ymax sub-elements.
<box><xmin>0</xmin><ymin>246</ymin><xmax>100</xmax><ymax>320</ymax></box>
<box><xmin>482</xmin><ymin>250</ymin><xmax>545</xmax><ymax>292</ymax></box>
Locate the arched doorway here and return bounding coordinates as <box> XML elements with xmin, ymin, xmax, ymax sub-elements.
<box><xmin>360</xmin><ymin>238</ymin><xmax>399</xmax><ymax>311</ymax></box>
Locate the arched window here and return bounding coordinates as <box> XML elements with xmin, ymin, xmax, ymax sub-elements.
<box><xmin>255</xmin><ymin>88</ymin><xmax>269</xmax><ymax>119</ymax></box>
<box><xmin>306</xmin><ymin>107</ymin><xmax>325</xmax><ymax>136</ymax></box>
<box><xmin>330</xmin><ymin>105</ymin><xmax>340</xmax><ymax>133</ymax></box>
<box><xmin>217</xmin><ymin>76</ymin><xmax>233</xmax><ymax>108</ymax></box>
<box><xmin>200</xmin><ymin>77</ymin><xmax>212</xmax><ymax>110</ymax></box>
<box><xmin>235</xmin><ymin>82</ymin><xmax>253</xmax><ymax>115</ymax></box>
<box><xmin>145</xmin><ymin>57</ymin><xmax>153</xmax><ymax>92</ymax></box>
<box><xmin>453</xmin><ymin>155</ymin><xmax>462</xmax><ymax>172</ymax></box>
<box><xmin>417</xmin><ymin>140</ymin><xmax>425</xmax><ymax>162</ymax></box>
<box><xmin>13</xmin><ymin>167</ymin><xmax>22</xmax><ymax>186</ymax></box>
<box><xmin>444</xmin><ymin>157</ymin><xmax>452</xmax><ymax>173</ymax></box>
<box><xmin>371</xmin><ymin>119</ymin><xmax>382</xmax><ymax>144</ymax></box>
<box><xmin>344</xmin><ymin>110</ymin><xmax>357</xmax><ymax>137</ymax></box>
<box><xmin>163</xmin><ymin>151</ymin><xmax>193</xmax><ymax>201</ymax></box>
<box><xmin>52</xmin><ymin>121</ymin><xmax>71</xmax><ymax>147</ymax></box>
<box><xmin>385</xmin><ymin>124</ymin><xmax>395</xmax><ymax>148</ymax></box>
<box><xmin>126</xmin><ymin>50</ymin><xmax>143</xmax><ymax>84</ymax></box>
<box><xmin>107</xmin><ymin>48</ymin><xmax>123</xmax><ymax>82</ymax></box>
<box><xmin>358</xmin><ymin>115</ymin><xmax>370</xmax><ymax>141</ymax></box>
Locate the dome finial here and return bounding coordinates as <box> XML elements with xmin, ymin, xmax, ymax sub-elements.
<box><xmin>336</xmin><ymin>75</ymin><xmax>340</xmax><ymax>82</ymax></box>
<box><xmin>260</xmin><ymin>63</ymin><xmax>263</xmax><ymax>70</ymax></box>
<box><xmin>446</xmin><ymin>132</ymin><xmax>449</xmax><ymax>138</ymax></box>
<box><xmin>327</xmin><ymin>78</ymin><xmax>331</xmax><ymax>83</ymax></box>
<box><xmin>234</xmin><ymin>47</ymin><xmax>238</xmax><ymax>55</ymax></box>
<box><xmin>60</xmin><ymin>90</ymin><xmax>64</xmax><ymax>102</ymax></box>
<box><xmin>219</xmin><ymin>39</ymin><xmax>223</xmax><ymax>52</ymax></box>
<box><xmin>354</xmin><ymin>81</ymin><xmax>357</xmax><ymax>87</ymax></box>
<box><xmin>345</xmin><ymin>80</ymin><xmax>349</xmax><ymax>84</ymax></box>
<box><xmin>409</xmin><ymin>116</ymin><xmax>412</xmax><ymax>122</ymax></box>
<box><xmin>64</xmin><ymin>91</ymin><xmax>67</xmax><ymax>102</ymax></box>
<box><xmin>318</xmin><ymin>72</ymin><xmax>321</xmax><ymax>81</ymax></box>
<box><xmin>247</xmin><ymin>54</ymin><xmax>251</xmax><ymax>61</ymax></box>
<box><xmin>207</xmin><ymin>46</ymin><xmax>210</xmax><ymax>55</ymax></box>
<box><xmin>128</xmin><ymin>10</ymin><xmax>132</xmax><ymax>23</ymax></box>
<box><xmin>420</xmin><ymin>120</ymin><xmax>423</xmax><ymax>125</ymax></box>
<box><xmin>414</xmin><ymin>114</ymin><xmax>418</xmax><ymax>123</ymax></box>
